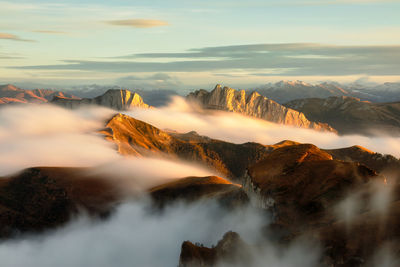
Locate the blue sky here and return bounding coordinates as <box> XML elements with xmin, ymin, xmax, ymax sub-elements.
<box><xmin>1</xmin><ymin>0</ymin><xmax>400</xmax><ymax>90</ymax></box>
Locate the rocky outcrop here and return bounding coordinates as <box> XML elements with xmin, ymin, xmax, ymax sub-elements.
<box><xmin>52</xmin><ymin>89</ymin><xmax>150</xmax><ymax>110</ymax></box>
<box><xmin>285</xmin><ymin>96</ymin><xmax>400</xmax><ymax>136</ymax></box>
<box><xmin>179</xmin><ymin>231</ymin><xmax>251</xmax><ymax>267</ymax></box>
<box><xmin>187</xmin><ymin>85</ymin><xmax>335</xmax><ymax>132</ymax></box>
<box><xmin>0</xmin><ymin>84</ymin><xmax>78</xmax><ymax>105</ymax></box>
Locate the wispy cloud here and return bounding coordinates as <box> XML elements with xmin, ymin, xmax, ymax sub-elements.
<box><xmin>105</xmin><ymin>19</ymin><xmax>169</xmax><ymax>28</ymax></box>
<box><xmin>33</xmin><ymin>30</ymin><xmax>68</xmax><ymax>34</ymax></box>
<box><xmin>0</xmin><ymin>53</ymin><xmax>24</xmax><ymax>59</ymax></box>
<box><xmin>0</xmin><ymin>32</ymin><xmax>34</xmax><ymax>42</ymax></box>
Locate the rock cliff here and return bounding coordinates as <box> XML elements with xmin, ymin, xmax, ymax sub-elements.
<box><xmin>187</xmin><ymin>85</ymin><xmax>335</xmax><ymax>132</ymax></box>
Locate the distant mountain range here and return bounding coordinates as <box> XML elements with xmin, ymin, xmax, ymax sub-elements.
<box><xmin>255</xmin><ymin>80</ymin><xmax>400</xmax><ymax>103</ymax></box>
<box><xmin>0</xmin><ymin>84</ymin><xmax>78</xmax><ymax>105</ymax></box>
<box><xmin>3</xmin><ymin>82</ymin><xmax>400</xmax><ymax>136</ymax></box>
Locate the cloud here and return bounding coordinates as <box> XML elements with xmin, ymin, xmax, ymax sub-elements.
<box><xmin>0</xmin><ymin>32</ymin><xmax>34</xmax><ymax>42</ymax></box>
<box><xmin>0</xmin><ymin>52</ymin><xmax>23</xmax><ymax>59</ymax></box>
<box><xmin>0</xmin><ymin>104</ymin><xmax>213</xmax><ymax>180</ymax></box>
<box><xmin>0</xmin><ymin>196</ymin><xmax>323</xmax><ymax>267</ymax></box>
<box><xmin>105</xmin><ymin>19</ymin><xmax>169</xmax><ymax>28</ymax></box>
<box><xmin>116</xmin><ymin>73</ymin><xmax>183</xmax><ymax>90</ymax></box>
<box><xmin>10</xmin><ymin>43</ymin><xmax>400</xmax><ymax>76</ymax></box>
<box><xmin>33</xmin><ymin>30</ymin><xmax>67</xmax><ymax>34</ymax></box>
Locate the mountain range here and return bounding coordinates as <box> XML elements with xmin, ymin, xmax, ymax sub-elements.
<box><xmin>1</xmin><ymin>111</ymin><xmax>400</xmax><ymax>266</ymax></box>
<box><xmin>0</xmin><ymin>84</ymin><xmax>78</xmax><ymax>105</ymax></box>
<box><xmin>256</xmin><ymin>80</ymin><xmax>400</xmax><ymax>103</ymax></box>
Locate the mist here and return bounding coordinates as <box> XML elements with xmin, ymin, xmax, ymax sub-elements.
<box><xmin>0</xmin><ymin>104</ymin><xmax>215</xmax><ymax>182</ymax></box>
<box><xmin>125</xmin><ymin>96</ymin><xmax>400</xmax><ymax>158</ymax></box>
<box><xmin>0</xmin><ymin>198</ymin><xmax>323</xmax><ymax>267</ymax></box>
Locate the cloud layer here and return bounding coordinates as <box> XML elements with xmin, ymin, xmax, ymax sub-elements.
<box><xmin>0</xmin><ymin>104</ymin><xmax>213</xmax><ymax>180</ymax></box>
<box><xmin>11</xmin><ymin>43</ymin><xmax>400</xmax><ymax>76</ymax></box>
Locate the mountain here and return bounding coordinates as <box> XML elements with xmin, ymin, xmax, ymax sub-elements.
<box><xmin>256</xmin><ymin>80</ymin><xmax>351</xmax><ymax>103</ymax></box>
<box><xmin>285</xmin><ymin>96</ymin><xmax>400</xmax><ymax>135</ymax></box>
<box><xmin>104</xmin><ymin>113</ymin><xmax>400</xmax><ymax>181</ymax></box>
<box><xmin>103</xmin><ymin>113</ymin><xmax>272</xmax><ymax>180</ymax></box>
<box><xmin>64</xmin><ymin>84</ymin><xmax>179</xmax><ymax>106</ymax></box>
<box><xmin>187</xmin><ymin>84</ymin><xmax>336</xmax><ymax>133</ymax></box>
<box><xmin>51</xmin><ymin>89</ymin><xmax>150</xmax><ymax>110</ymax></box>
<box><xmin>0</xmin><ymin>84</ymin><xmax>78</xmax><ymax>105</ymax></box>
<box><xmin>243</xmin><ymin>143</ymin><xmax>381</xmax><ymax>229</ymax></box>
<box><xmin>347</xmin><ymin>81</ymin><xmax>400</xmax><ymax>103</ymax></box>
<box><xmin>0</xmin><ymin>165</ymin><xmax>247</xmax><ymax>238</ymax></box>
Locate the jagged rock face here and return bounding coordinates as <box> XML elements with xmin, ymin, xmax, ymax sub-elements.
<box><xmin>0</xmin><ymin>84</ymin><xmax>78</xmax><ymax>105</ymax></box>
<box><xmin>187</xmin><ymin>85</ymin><xmax>336</xmax><ymax>133</ymax></box>
<box><xmin>103</xmin><ymin>113</ymin><xmax>272</xmax><ymax>179</ymax></box>
<box><xmin>243</xmin><ymin>144</ymin><xmax>382</xmax><ymax>232</ymax></box>
<box><xmin>285</xmin><ymin>96</ymin><xmax>400</xmax><ymax>136</ymax></box>
<box><xmin>0</xmin><ymin>167</ymin><xmax>120</xmax><ymax>238</ymax></box>
<box><xmin>52</xmin><ymin>89</ymin><xmax>150</xmax><ymax>110</ymax></box>
<box><xmin>150</xmin><ymin>176</ymin><xmax>249</xmax><ymax>209</ymax></box>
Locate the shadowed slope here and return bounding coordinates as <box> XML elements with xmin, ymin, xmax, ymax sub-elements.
<box><xmin>0</xmin><ymin>167</ymin><xmax>119</xmax><ymax>238</ymax></box>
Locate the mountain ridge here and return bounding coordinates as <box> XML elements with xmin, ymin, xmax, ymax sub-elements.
<box><xmin>187</xmin><ymin>84</ymin><xmax>336</xmax><ymax>133</ymax></box>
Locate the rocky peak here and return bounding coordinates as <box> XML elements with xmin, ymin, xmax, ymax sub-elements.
<box><xmin>52</xmin><ymin>89</ymin><xmax>150</xmax><ymax>110</ymax></box>
<box><xmin>187</xmin><ymin>85</ymin><xmax>336</xmax><ymax>133</ymax></box>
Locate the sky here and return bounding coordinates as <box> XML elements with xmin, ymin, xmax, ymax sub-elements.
<box><xmin>0</xmin><ymin>0</ymin><xmax>400</xmax><ymax>91</ymax></box>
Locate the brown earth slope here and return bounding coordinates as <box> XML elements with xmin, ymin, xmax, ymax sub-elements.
<box><xmin>0</xmin><ymin>167</ymin><xmax>119</xmax><ymax>238</ymax></box>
